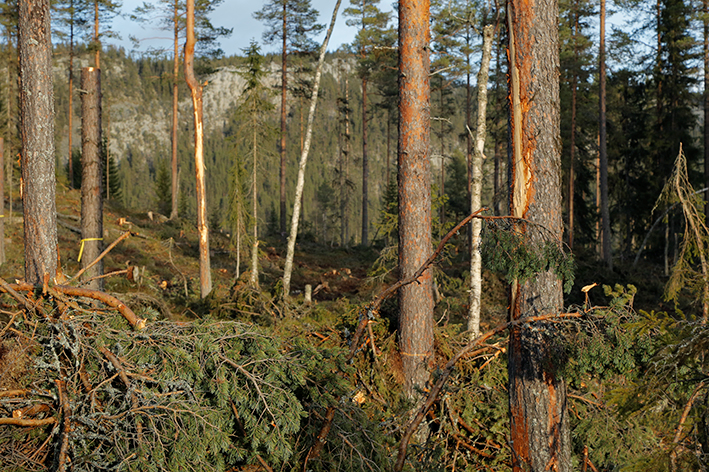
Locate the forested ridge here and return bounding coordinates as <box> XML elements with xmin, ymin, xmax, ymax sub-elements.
<box><xmin>2</xmin><ymin>0</ymin><xmax>709</xmax><ymax>470</ymax></box>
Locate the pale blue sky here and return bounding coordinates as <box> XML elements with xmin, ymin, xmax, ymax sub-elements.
<box><xmin>112</xmin><ymin>0</ymin><xmax>367</xmax><ymax>57</ymax></box>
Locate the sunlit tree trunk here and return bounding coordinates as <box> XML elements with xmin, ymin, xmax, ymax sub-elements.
<box><xmin>171</xmin><ymin>0</ymin><xmax>179</xmax><ymax>219</ymax></box>
<box><xmin>80</xmin><ymin>67</ymin><xmax>104</xmax><ymax>290</ymax></box>
<box><xmin>507</xmin><ymin>0</ymin><xmax>571</xmax><ymax>468</ymax></box>
<box><xmin>185</xmin><ymin>0</ymin><xmax>212</xmax><ymax>298</ymax></box>
<box><xmin>250</xmin><ymin>111</ymin><xmax>259</xmax><ymax>289</ymax></box>
<box><xmin>468</xmin><ymin>24</ymin><xmax>494</xmax><ymax>338</ymax></box>
<box><xmin>19</xmin><ymin>0</ymin><xmax>58</xmax><ymax>284</ymax></box>
<box><xmin>398</xmin><ymin>0</ymin><xmax>433</xmax><ymax>400</ymax></box>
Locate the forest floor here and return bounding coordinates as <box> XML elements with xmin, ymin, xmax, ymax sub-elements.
<box><xmin>0</xmin><ymin>184</ymin><xmax>677</xmax><ymax>326</ymax></box>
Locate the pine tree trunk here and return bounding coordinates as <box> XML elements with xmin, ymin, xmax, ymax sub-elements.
<box><xmin>0</xmin><ymin>137</ymin><xmax>5</xmax><ymax>265</ymax></box>
<box><xmin>19</xmin><ymin>0</ymin><xmax>58</xmax><ymax>285</ymax></box>
<box><xmin>468</xmin><ymin>24</ymin><xmax>494</xmax><ymax>339</ymax></box>
<box><xmin>507</xmin><ymin>0</ymin><xmax>571</xmax><ymax>469</ymax></box>
<box><xmin>280</xmin><ymin>2</ymin><xmax>288</xmax><ymax>239</ymax></box>
<box><xmin>68</xmin><ymin>0</ymin><xmax>74</xmax><ymax>190</ymax></box>
<box><xmin>705</xmin><ymin>0</ymin><xmax>709</xmax><ymax>227</ymax></box>
<box><xmin>171</xmin><ymin>0</ymin><xmax>179</xmax><ymax>220</ymax></box>
<box><xmin>599</xmin><ymin>0</ymin><xmax>612</xmax><ymax>270</ymax></box>
<box><xmin>80</xmin><ymin>67</ymin><xmax>104</xmax><ymax>290</ymax></box>
<box><xmin>185</xmin><ymin>0</ymin><xmax>212</xmax><ymax>298</ymax></box>
<box><xmin>93</xmin><ymin>0</ymin><xmax>100</xmax><ymax>68</ymax></box>
<box><xmin>281</xmin><ymin>0</ymin><xmax>343</xmax><ymax>298</ymax></box>
<box><xmin>569</xmin><ymin>3</ymin><xmax>578</xmax><ymax>251</ymax></box>
<box><xmin>361</xmin><ymin>77</ymin><xmax>369</xmax><ymax>246</ymax></box>
<box><xmin>398</xmin><ymin>0</ymin><xmax>433</xmax><ymax>400</ymax></box>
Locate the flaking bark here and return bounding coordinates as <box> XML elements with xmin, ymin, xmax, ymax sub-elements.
<box><xmin>19</xmin><ymin>0</ymin><xmax>58</xmax><ymax>284</ymax></box>
<box><xmin>398</xmin><ymin>0</ymin><xmax>433</xmax><ymax>399</ymax></box>
<box><xmin>507</xmin><ymin>0</ymin><xmax>571</xmax><ymax>469</ymax></box>
<box><xmin>80</xmin><ymin>67</ymin><xmax>104</xmax><ymax>290</ymax></box>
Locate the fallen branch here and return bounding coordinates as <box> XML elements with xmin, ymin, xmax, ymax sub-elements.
<box><xmin>393</xmin><ymin>311</ymin><xmax>583</xmax><ymax>472</ymax></box>
<box><xmin>67</xmin><ymin>231</ymin><xmax>132</xmax><ymax>285</ymax></box>
<box><xmin>0</xmin><ymin>277</ymin><xmax>38</xmax><ymax>316</ymax></box>
<box><xmin>53</xmin><ymin>285</ymin><xmax>144</xmax><ymax>329</ymax></box>
<box><xmin>99</xmin><ymin>346</ymin><xmax>143</xmax><ymax>441</ymax></box>
<box><xmin>0</xmin><ymin>417</ymin><xmax>55</xmax><ymax>426</ymax></box>
<box><xmin>669</xmin><ymin>381</ymin><xmax>706</xmax><ymax>471</ymax></box>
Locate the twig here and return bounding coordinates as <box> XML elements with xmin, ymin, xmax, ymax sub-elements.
<box><xmin>78</xmin><ymin>269</ymin><xmax>130</xmax><ymax>286</ymax></box>
<box><xmin>67</xmin><ymin>231</ymin><xmax>132</xmax><ymax>285</ymax></box>
<box><xmin>56</xmin><ymin>379</ymin><xmax>71</xmax><ymax>472</ymax></box>
<box><xmin>393</xmin><ymin>311</ymin><xmax>583</xmax><ymax>472</ymax></box>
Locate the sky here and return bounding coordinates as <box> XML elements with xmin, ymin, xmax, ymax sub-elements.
<box><xmin>111</xmin><ymin>0</ymin><xmax>370</xmax><ymax>57</ymax></box>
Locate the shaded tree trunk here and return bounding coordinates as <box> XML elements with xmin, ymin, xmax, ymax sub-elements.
<box><xmin>185</xmin><ymin>0</ymin><xmax>212</xmax><ymax>298</ymax></box>
<box><xmin>171</xmin><ymin>0</ymin><xmax>179</xmax><ymax>220</ymax></box>
<box><xmin>250</xmin><ymin>110</ymin><xmax>259</xmax><ymax>289</ymax></box>
<box><xmin>507</xmin><ymin>0</ymin><xmax>571</xmax><ymax>469</ymax></box>
<box><xmin>599</xmin><ymin>0</ymin><xmax>612</xmax><ymax>269</ymax></box>
<box><xmin>361</xmin><ymin>77</ymin><xmax>369</xmax><ymax>246</ymax></box>
<box><xmin>705</xmin><ymin>0</ymin><xmax>709</xmax><ymax>226</ymax></box>
<box><xmin>0</xmin><ymin>137</ymin><xmax>5</xmax><ymax>265</ymax></box>
<box><xmin>280</xmin><ymin>2</ymin><xmax>288</xmax><ymax>239</ymax></box>
<box><xmin>93</xmin><ymin>0</ymin><xmax>100</xmax><ymax>68</ymax></box>
<box><xmin>569</xmin><ymin>2</ymin><xmax>578</xmax><ymax>250</ymax></box>
<box><xmin>398</xmin><ymin>0</ymin><xmax>433</xmax><ymax>400</ymax></box>
<box><xmin>19</xmin><ymin>0</ymin><xmax>57</xmax><ymax>285</ymax></box>
<box><xmin>68</xmin><ymin>0</ymin><xmax>75</xmax><ymax>189</ymax></box>
<box><xmin>80</xmin><ymin>67</ymin><xmax>104</xmax><ymax>290</ymax></box>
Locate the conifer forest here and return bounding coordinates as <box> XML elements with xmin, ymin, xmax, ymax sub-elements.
<box><xmin>6</xmin><ymin>0</ymin><xmax>709</xmax><ymax>470</ymax></box>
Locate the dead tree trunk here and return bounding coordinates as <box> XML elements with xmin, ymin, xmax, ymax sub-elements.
<box><xmin>19</xmin><ymin>0</ymin><xmax>58</xmax><ymax>284</ymax></box>
<box><xmin>398</xmin><ymin>0</ymin><xmax>433</xmax><ymax>400</ymax></box>
<box><xmin>507</xmin><ymin>0</ymin><xmax>572</xmax><ymax>469</ymax></box>
<box><xmin>185</xmin><ymin>0</ymin><xmax>212</xmax><ymax>298</ymax></box>
<box><xmin>80</xmin><ymin>67</ymin><xmax>104</xmax><ymax>290</ymax></box>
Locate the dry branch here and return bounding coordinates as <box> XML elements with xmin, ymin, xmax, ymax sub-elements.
<box><xmin>0</xmin><ymin>417</ymin><xmax>55</xmax><ymax>426</ymax></box>
<box><xmin>53</xmin><ymin>285</ymin><xmax>144</xmax><ymax>329</ymax></box>
<box><xmin>67</xmin><ymin>231</ymin><xmax>131</xmax><ymax>285</ymax></box>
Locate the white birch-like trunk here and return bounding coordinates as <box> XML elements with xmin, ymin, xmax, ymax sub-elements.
<box><xmin>282</xmin><ymin>0</ymin><xmax>343</xmax><ymax>298</ymax></box>
<box><xmin>468</xmin><ymin>25</ymin><xmax>495</xmax><ymax>338</ymax></box>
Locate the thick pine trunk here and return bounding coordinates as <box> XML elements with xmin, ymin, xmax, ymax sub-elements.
<box><xmin>80</xmin><ymin>67</ymin><xmax>104</xmax><ymax>290</ymax></box>
<box><xmin>185</xmin><ymin>0</ymin><xmax>212</xmax><ymax>298</ymax></box>
<box><xmin>398</xmin><ymin>0</ymin><xmax>433</xmax><ymax>400</ymax></box>
<box><xmin>507</xmin><ymin>0</ymin><xmax>571</xmax><ymax>469</ymax></box>
<box><xmin>19</xmin><ymin>0</ymin><xmax>57</xmax><ymax>285</ymax></box>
